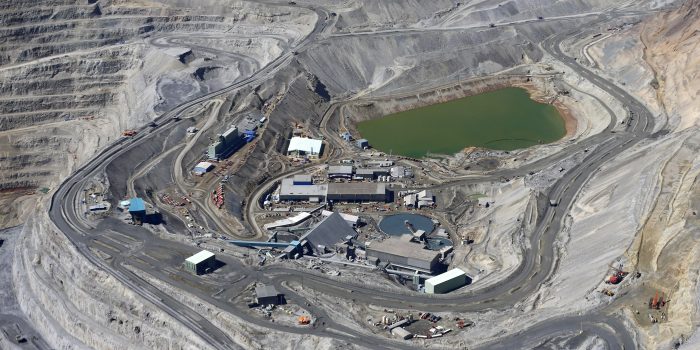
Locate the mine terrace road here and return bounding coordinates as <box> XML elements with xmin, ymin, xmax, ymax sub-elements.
<box><xmin>46</xmin><ymin>6</ymin><xmax>658</xmax><ymax>350</ymax></box>
<box><xmin>47</xmin><ymin>3</ymin><xmax>340</xmax><ymax>350</ymax></box>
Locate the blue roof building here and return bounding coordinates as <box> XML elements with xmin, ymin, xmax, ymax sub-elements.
<box><xmin>129</xmin><ymin>198</ymin><xmax>145</xmax><ymax>213</ymax></box>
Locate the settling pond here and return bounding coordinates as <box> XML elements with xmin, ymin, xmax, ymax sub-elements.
<box><xmin>378</xmin><ymin>213</ymin><xmax>452</xmax><ymax>251</ymax></box>
<box><xmin>357</xmin><ymin>87</ymin><xmax>567</xmax><ymax>158</ymax></box>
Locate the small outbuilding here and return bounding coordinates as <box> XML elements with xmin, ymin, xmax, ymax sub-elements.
<box><xmin>356</xmin><ymin>139</ymin><xmax>369</xmax><ymax>149</ymax></box>
<box><xmin>89</xmin><ymin>204</ymin><xmax>108</xmax><ymax>212</ymax></box>
<box><xmin>255</xmin><ymin>284</ymin><xmax>282</xmax><ymax>305</ymax></box>
<box><xmin>184</xmin><ymin>250</ymin><xmax>216</xmax><ymax>275</ymax></box>
<box><xmin>424</xmin><ymin>268</ymin><xmax>468</xmax><ymax>294</ymax></box>
<box><xmin>355</xmin><ymin>168</ymin><xmax>388</xmax><ymax>180</ymax></box>
<box><xmin>391</xmin><ymin>327</ymin><xmax>413</xmax><ymax>340</ymax></box>
<box><xmin>118</xmin><ymin>200</ymin><xmax>131</xmax><ymax>210</ymax></box>
<box><xmin>390</xmin><ymin>166</ymin><xmax>406</xmax><ymax>178</ymax></box>
<box><xmin>403</xmin><ymin>194</ymin><xmax>417</xmax><ymax>208</ymax></box>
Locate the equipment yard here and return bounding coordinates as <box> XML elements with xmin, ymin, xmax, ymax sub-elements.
<box><xmin>1</xmin><ymin>0</ymin><xmax>699</xmax><ymax>349</ymax></box>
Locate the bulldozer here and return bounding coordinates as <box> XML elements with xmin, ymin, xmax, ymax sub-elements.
<box><xmin>122</xmin><ymin>130</ymin><xmax>137</xmax><ymax>137</ymax></box>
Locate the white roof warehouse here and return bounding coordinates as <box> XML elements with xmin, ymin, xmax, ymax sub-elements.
<box><xmin>186</xmin><ymin>250</ymin><xmax>215</xmax><ymax>265</ymax></box>
<box><xmin>287</xmin><ymin>137</ymin><xmax>324</xmax><ymax>158</ymax></box>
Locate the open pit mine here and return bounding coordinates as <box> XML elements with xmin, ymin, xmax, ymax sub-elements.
<box><xmin>1</xmin><ymin>0</ymin><xmax>700</xmax><ymax>349</ymax></box>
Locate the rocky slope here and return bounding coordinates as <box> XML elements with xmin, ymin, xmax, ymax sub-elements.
<box><xmin>642</xmin><ymin>0</ymin><xmax>700</xmax><ymax>130</ymax></box>
<box><xmin>0</xmin><ymin>0</ymin><xmax>315</xmax><ymax>228</ymax></box>
<box><xmin>14</xmin><ymin>213</ymin><xmax>214</xmax><ymax>349</ymax></box>
<box><xmin>4</xmin><ymin>0</ymin><xmax>698</xmax><ymax>349</ymax></box>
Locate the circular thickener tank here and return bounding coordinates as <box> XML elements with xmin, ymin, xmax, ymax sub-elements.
<box><xmin>378</xmin><ymin>213</ymin><xmax>435</xmax><ymax>236</ymax></box>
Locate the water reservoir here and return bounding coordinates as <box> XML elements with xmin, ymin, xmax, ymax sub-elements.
<box><xmin>357</xmin><ymin>87</ymin><xmax>566</xmax><ymax>158</ymax></box>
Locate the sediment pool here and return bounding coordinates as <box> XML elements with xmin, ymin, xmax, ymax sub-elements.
<box><xmin>357</xmin><ymin>87</ymin><xmax>566</xmax><ymax>158</ymax></box>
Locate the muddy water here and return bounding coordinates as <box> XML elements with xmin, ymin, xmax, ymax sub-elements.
<box><xmin>357</xmin><ymin>87</ymin><xmax>566</xmax><ymax>158</ymax></box>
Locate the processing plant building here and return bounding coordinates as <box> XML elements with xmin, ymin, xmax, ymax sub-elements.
<box><xmin>208</xmin><ymin>126</ymin><xmax>246</xmax><ymax>161</ymax></box>
<box><xmin>327</xmin><ymin>182</ymin><xmax>387</xmax><ymax>202</ymax></box>
<box><xmin>299</xmin><ymin>212</ymin><xmax>357</xmax><ymax>254</ymax></box>
<box><xmin>278</xmin><ymin>176</ymin><xmax>388</xmax><ymax>203</ymax></box>
<box><xmin>366</xmin><ymin>235</ymin><xmax>441</xmax><ymax>273</ymax></box>
<box><xmin>279</xmin><ymin>178</ymin><xmax>327</xmax><ymax>202</ymax></box>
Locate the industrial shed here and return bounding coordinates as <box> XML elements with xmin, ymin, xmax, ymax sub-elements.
<box><xmin>356</xmin><ymin>139</ymin><xmax>369</xmax><ymax>149</ymax></box>
<box><xmin>327</xmin><ymin>165</ymin><xmax>353</xmax><ymax>178</ymax></box>
<box><xmin>391</xmin><ymin>327</ymin><xmax>413</xmax><ymax>340</ymax></box>
<box><xmin>128</xmin><ymin>197</ymin><xmax>146</xmax><ymax>224</ymax></box>
<box><xmin>279</xmin><ymin>178</ymin><xmax>327</xmax><ymax>202</ymax></box>
<box><xmin>354</xmin><ymin>168</ymin><xmax>389</xmax><ymax>180</ymax></box>
<box><xmin>193</xmin><ymin>161</ymin><xmax>214</xmax><ymax>175</ymax></box>
<box><xmin>184</xmin><ymin>250</ymin><xmax>216</xmax><ymax>275</ymax></box>
<box><xmin>287</xmin><ymin>137</ymin><xmax>323</xmax><ymax>158</ymax></box>
<box><xmin>424</xmin><ymin>268</ymin><xmax>468</xmax><ymax>294</ymax></box>
<box><xmin>327</xmin><ymin>183</ymin><xmax>387</xmax><ymax>202</ymax></box>
<box><xmin>255</xmin><ymin>285</ymin><xmax>282</xmax><ymax>305</ymax></box>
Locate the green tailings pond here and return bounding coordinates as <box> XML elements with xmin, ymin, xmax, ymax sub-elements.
<box><xmin>357</xmin><ymin>87</ymin><xmax>566</xmax><ymax>158</ymax></box>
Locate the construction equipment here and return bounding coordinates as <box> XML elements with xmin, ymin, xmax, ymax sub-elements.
<box><xmin>298</xmin><ymin>316</ymin><xmax>311</xmax><ymax>325</ymax></box>
<box><xmin>456</xmin><ymin>319</ymin><xmax>474</xmax><ymax>329</ymax></box>
<box><xmin>605</xmin><ymin>264</ymin><xmax>629</xmax><ymax>284</ymax></box>
<box><xmin>649</xmin><ymin>291</ymin><xmax>667</xmax><ymax>310</ymax></box>
<box><xmin>600</xmin><ymin>289</ymin><xmax>615</xmax><ymax>297</ymax></box>
<box><xmin>211</xmin><ymin>183</ymin><xmax>224</xmax><ymax>209</ymax></box>
<box><xmin>122</xmin><ymin>130</ymin><xmax>137</xmax><ymax>137</ymax></box>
